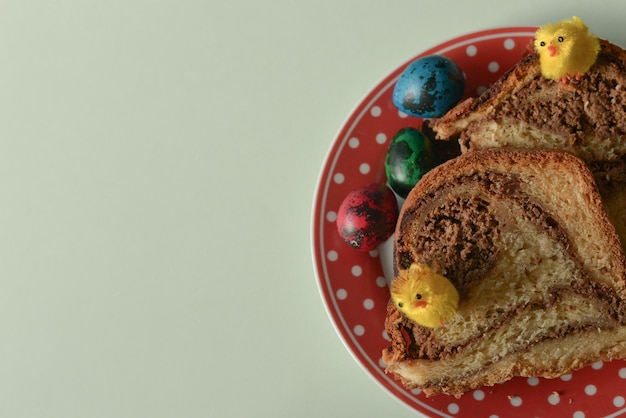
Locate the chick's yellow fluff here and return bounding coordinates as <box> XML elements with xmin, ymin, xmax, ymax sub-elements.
<box><xmin>390</xmin><ymin>264</ymin><xmax>459</xmax><ymax>328</ymax></box>
<box><xmin>534</xmin><ymin>16</ymin><xmax>600</xmax><ymax>83</ymax></box>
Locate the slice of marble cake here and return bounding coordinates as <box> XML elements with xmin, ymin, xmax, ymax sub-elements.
<box><xmin>383</xmin><ymin>148</ymin><xmax>626</xmax><ymax>398</ymax></box>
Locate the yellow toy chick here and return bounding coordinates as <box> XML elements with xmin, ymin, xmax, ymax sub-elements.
<box><xmin>534</xmin><ymin>16</ymin><xmax>600</xmax><ymax>84</ymax></box>
<box><xmin>390</xmin><ymin>263</ymin><xmax>459</xmax><ymax>328</ymax></box>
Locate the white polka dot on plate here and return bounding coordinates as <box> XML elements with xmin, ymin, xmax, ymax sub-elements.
<box><xmin>527</xmin><ymin>377</ymin><xmax>539</xmax><ymax>386</ymax></box>
<box><xmin>370</xmin><ymin>106</ymin><xmax>382</xmax><ymax>117</ymax></box>
<box><xmin>614</xmin><ymin>396</ymin><xmax>625</xmax><ymax>407</ymax></box>
<box><xmin>466</xmin><ymin>45</ymin><xmax>478</xmax><ymax>56</ymax></box>
<box><xmin>368</xmin><ymin>248</ymin><xmax>378</xmax><ymax>257</ymax></box>
<box><xmin>503</xmin><ymin>38</ymin><xmax>516</xmax><ymax>50</ymax></box>
<box><xmin>378</xmin><ymin>357</ymin><xmax>386</xmax><ymax>368</ymax></box>
<box><xmin>326</xmin><ymin>211</ymin><xmax>337</xmax><ymax>222</ymax></box>
<box><xmin>573</xmin><ymin>411</ymin><xmax>585</xmax><ymax>418</ymax></box>
<box><xmin>359</xmin><ymin>163</ymin><xmax>370</xmax><ymax>174</ymax></box>
<box><xmin>447</xmin><ymin>403</ymin><xmax>459</xmax><ymax>414</ymax></box>
<box><xmin>376</xmin><ymin>276</ymin><xmax>386</xmax><ymax>287</ymax></box>
<box><xmin>488</xmin><ymin>416</ymin><xmax>499</xmax><ymax>418</ymax></box>
<box><xmin>333</xmin><ymin>172</ymin><xmax>345</xmax><ymax>184</ymax></box>
<box><xmin>509</xmin><ymin>395</ymin><xmax>522</xmax><ymax>407</ymax></box>
<box><xmin>591</xmin><ymin>361</ymin><xmax>603</xmax><ymax>370</ymax></box>
<box><xmin>376</xmin><ymin>133</ymin><xmax>387</xmax><ymax>144</ymax></box>
<box><xmin>336</xmin><ymin>288</ymin><xmax>347</xmax><ymax>300</ymax></box>
<box><xmin>353</xmin><ymin>325</ymin><xmax>365</xmax><ymax>336</ymax></box>
<box><xmin>398</xmin><ymin>110</ymin><xmax>409</xmax><ymax>118</ymax></box>
<box><xmin>560</xmin><ymin>373</ymin><xmax>573</xmax><ymax>381</ymax></box>
<box><xmin>488</xmin><ymin>61</ymin><xmax>500</xmax><ymax>73</ymax></box>
<box><xmin>351</xmin><ymin>265</ymin><xmax>363</xmax><ymax>276</ymax></box>
<box><xmin>363</xmin><ymin>298</ymin><xmax>374</xmax><ymax>310</ymax></box>
<box><xmin>382</xmin><ymin>329</ymin><xmax>389</xmax><ymax>340</ymax></box>
<box><xmin>618</xmin><ymin>367</ymin><xmax>626</xmax><ymax>379</ymax></box>
<box><xmin>584</xmin><ymin>384</ymin><xmax>597</xmax><ymax>396</ymax></box>
<box><xmin>473</xmin><ymin>389</ymin><xmax>485</xmax><ymax>401</ymax></box>
<box><xmin>548</xmin><ymin>392</ymin><xmax>560</xmax><ymax>405</ymax></box>
<box><xmin>327</xmin><ymin>250</ymin><xmax>338</xmax><ymax>261</ymax></box>
<box><xmin>348</xmin><ymin>137</ymin><xmax>360</xmax><ymax>148</ymax></box>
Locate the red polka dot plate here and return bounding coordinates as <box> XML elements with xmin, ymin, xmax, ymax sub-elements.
<box><xmin>311</xmin><ymin>27</ymin><xmax>626</xmax><ymax>418</ymax></box>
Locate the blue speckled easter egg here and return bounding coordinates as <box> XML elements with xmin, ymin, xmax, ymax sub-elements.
<box><xmin>392</xmin><ymin>55</ymin><xmax>465</xmax><ymax>118</ymax></box>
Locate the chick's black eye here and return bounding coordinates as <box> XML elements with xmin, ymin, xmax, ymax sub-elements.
<box><xmin>540</xmin><ymin>41</ymin><xmax>545</xmax><ymax>47</ymax></box>
<box><xmin>398</xmin><ymin>302</ymin><xmax>404</xmax><ymax>308</ymax></box>
<box><xmin>558</xmin><ymin>36</ymin><xmax>564</xmax><ymax>42</ymax></box>
<box><xmin>415</xmin><ymin>294</ymin><xmax>422</xmax><ymax>300</ymax></box>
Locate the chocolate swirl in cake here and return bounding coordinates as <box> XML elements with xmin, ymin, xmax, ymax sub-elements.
<box><xmin>397</xmin><ymin>193</ymin><xmax>500</xmax><ymax>295</ymax></box>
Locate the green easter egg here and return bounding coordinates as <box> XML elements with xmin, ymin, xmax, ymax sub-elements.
<box><xmin>385</xmin><ymin>128</ymin><xmax>436</xmax><ymax>198</ymax></box>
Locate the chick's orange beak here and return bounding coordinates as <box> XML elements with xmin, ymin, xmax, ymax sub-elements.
<box><xmin>547</xmin><ymin>45</ymin><xmax>557</xmax><ymax>57</ymax></box>
<box><xmin>412</xmin><ymin>301</ymin><xmax>428</xmax><ymax>309</ymax></box>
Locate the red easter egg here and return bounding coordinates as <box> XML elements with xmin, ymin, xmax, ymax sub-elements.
<box><xmin>336</xmin><ymin>183</ymin><xmax>399</xmax><ymax>251</ymax></box>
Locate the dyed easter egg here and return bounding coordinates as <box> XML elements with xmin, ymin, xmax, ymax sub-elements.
<box><xmin>336</xmin><ymin>184</ymin><xmax>399</xmax><ymax>251</ymax></box>
<box><xmin>392</xmin><ymin>55</ymin><xmax>465</xmax><ymax>118</ymax></box>
<box><xmin>385</xmin><ymin>128</ymin><xmax>436</xmax><ymax>198</ymax></box>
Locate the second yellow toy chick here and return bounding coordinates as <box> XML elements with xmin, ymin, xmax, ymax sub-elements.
<box><xmin>534</xmin><ymin>16</ymin><xmax>600</xmax><ymax>84</ymax></box>
<box><xmin>390</xmin><ymin>263</ymin><xmax>459</xmax><ymax>328</ymax></box>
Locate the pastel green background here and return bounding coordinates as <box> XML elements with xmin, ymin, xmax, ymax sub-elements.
<box><xmin>1</xmin><ymin>1</ymin><xmax>624</xmax><ymax>417</ymax></box>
